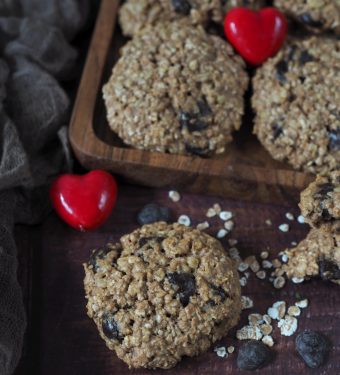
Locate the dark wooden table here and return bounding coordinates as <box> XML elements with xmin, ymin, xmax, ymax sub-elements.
<box><xmin>14</xmin><ymin>183</ymin><xmax>340</xmax><ymax>374</ymax></box>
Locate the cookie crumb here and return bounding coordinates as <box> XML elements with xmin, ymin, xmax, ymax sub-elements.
<box><xmin>265</xmin><ymin>219</ymin><xmax>272</xmax><ymax>226</ymax></box>
<box><xmin>168</xmin><ymin>190</ymin><xmax>181</xmax><ymax>202</ymax></box>
<box><xmin>228</xmin><ymin>239</ymin><xmax>238</xmax><ymax>246</ymax></box>
<box><xmin>178</xmin><ymin>215</ymin><xmax>191</xmax><ymax>226</ymax></box>
<box><xmin>279</xmin><ymin>223</ymin><xmax>290</xmax><ymax>232</ymax></box>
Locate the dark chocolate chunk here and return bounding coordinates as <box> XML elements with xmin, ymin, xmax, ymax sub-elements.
<box><xmin>197</xmin><ymin>98</ymin><xmax>212</xmax><ymax>117</ymax></box>
<box><xmin>185</xmin><ymin>144</ymin><xmax>211</xmax><ymax>157</ymax></box>
<box><xmin>137</xmin><ymin>203</ymin><xmax>171</xmax><ymax>225</ymax></box>
<box><xmin>168</xmin><ymin>272</ymin><xmax>196</xmax><ymax>307</ymax></box>
<box><xmin>318</xmin><ymin>258</ymin><xmax>340</xmax><ymax>282</ymax></box>
<box><xmin>299</xmin><ymin>76</ymin><xmax>306</xmax><ymax>84</ymax></box>
<box><xmin>296</xmin><ymin>330</ymin><xmax>331</xmax><ymax>368</ymax></box>
<box><xmin>179</xmin><ymin>110</ymin><xmax>191</xmax><ymax>129</ymax></box>
<box><xmin>328</xmin><ymin>128</ymin><xmax>340</xmax><ymax>151</ymax></box>
<box><xmin>299</xmin><ymin>13</ymin><xmax>324</xmax><ymax>28</ymax></box>
<box><xmin>88</xmin><ymin>247</ymin><xmax>111</xmax><ymax>272</ymax></box>
<box><xmin>316</xmin><ymin>183</ymin><xmax>333</xmax><ymax>197</ymax></box>
<box><xmin>211</xmin><ymin>284</ymin><xmax>229</xmax><ymax>302</ymax></box>
<box><xmin>275</xmin><ymin>60</ymin><xmax>288</xmax><ymax>83</ymax></box>
<box><xmin>321</xmin><ymin>208</ymin><xmax>332</xmax><ymax>221</ymax></box>
<box><xmin>171</xmin><ymin>0</ymin><xmax>191</xmax><ymax>15</ymax></box>
<box><xmin>237</xmin><ymin>341</ymin><xmax>273</xmax><ymax>370</ymax></box>
<box><xmin>102</xmin><ymin>313</ymin><xmax>123</xmax><ymax>342</ymax></box>
<box><xmin>272</xmin><ymin>123</ymin><xmax>283</xmax><ymax>141</ymax></box>
<box><xmin>299</xmin><ymin>50</ymin><xmax>314</xmax><ymax>65</ymax></box>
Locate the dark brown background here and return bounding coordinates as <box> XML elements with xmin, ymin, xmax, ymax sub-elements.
<box><xmin>14</xmin><ymin>183</ymin><xmax>340</xmax><ymax>375</ymax></box>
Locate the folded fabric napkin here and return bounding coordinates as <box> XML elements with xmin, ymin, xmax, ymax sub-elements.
<box><xmin>0</xmin><ymin>1</ymin><xmax>93</xmax><ymax>373</ymax></box>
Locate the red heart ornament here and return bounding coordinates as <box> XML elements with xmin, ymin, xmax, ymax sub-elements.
<box><xmin>224</xmin><ymin>7</ymin><xmax>287</xmax><ymax>66</ymax></box>
<box><xmin>50</xmin><ymin>170</ymin><xmax>118</xmax><ymax>231</ymax></box>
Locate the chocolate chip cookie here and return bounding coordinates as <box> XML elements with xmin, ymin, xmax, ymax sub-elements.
<box><xmin>252</xmin><ymin>36</ymin><xmax>340</xmax><ymax>175</ymax></box>
<box><xmin>103</xmin><ymin>21</ymin><xmax>248</xmax><ymax>157</ymax></box>
<box><xmin>119</xmin><ymin>0</ymin><xmax>265</xmax><ymax>37</ymax></box>
<box><xmin>274</xmin><ymin>0</ymin><xmax>340</xmax><ymax>35</ymax></box>
<box><xmin>281</xmin><ymin>228</ymin><xmax>340</xmax><ymax>285</ymax></box>
<box><xmin>300</xmin><ymin>171</ymin><xmax>340</xmax><ymax>233</ymax></box>
<box><xmin>83</xmin><ymin>222</ymin><xmax>241</xmax><ymax>369</ymax></box>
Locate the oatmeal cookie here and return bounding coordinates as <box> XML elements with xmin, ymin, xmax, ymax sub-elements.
<box><xmin>83</xmin><ymin>222</ymin><xmax>241</xmax><ymax>369</ymax></box>
<box><xmin>103</xmin><ymin>21</ymin><xmax>248</xmax><ymax>157</ymax></box>
<box><xmin>119</xmin><ymin>0</ymin><xmax>265</xmax><ymax>37</ymax></box>
<box><xmin>299</xmin><ymin>171</ymin><xmax>340</xmax><ymax>232</ymax></box>
<box><xmin>282</xmin><ymin>228</ymin><xmax>340</xmax><ymax>285</ymax></box>
<box><xmin>274</xmin><ymin>0</ymin><xmax>340</xmax><ymax>35</ymax></box>
<box><xmin>252</xmin><ymin>36</ymin><xmax>340</xmax><ymax>175</ymax></box>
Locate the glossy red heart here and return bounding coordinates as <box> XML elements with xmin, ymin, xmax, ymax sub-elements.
<box><xmin>224</xmin><ymin>7</ymin><xmax>287</xmax><ymax>65</ymax></box>
<box><xmin>50</xmin><ymin>170</ymin><xmax>118</xmax><ymax>231</ymax></box>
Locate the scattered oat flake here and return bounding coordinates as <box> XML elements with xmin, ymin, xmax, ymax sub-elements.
<box><xmin>213</xmin><ymin>203</ymin><xmax>222</xmax><ymax>214</ymax></box>
<box><xmin>292</xmin><ymin>277</ymin><xmax>304</xmax><ymax>284</ymax></box>
<box><xmin>240</xmin><ymin>277</ymin><xmax>247</xmax><ymax>287</ymax></box>
<box><xmin>295</xmin><ymin>299</ymin><xmax>309</xmax><ymax>309</ymax></box>
<box><xmin>214</xmin><ymin>346</ymin><xmax>227</xmax><ymax>358</ymax></box>
<box><xmin>219</xmin><ymin>211</ymin><xmax>233</xmax><ymax>221</ymax></box>
<box><xmin>206</xmin><ymin>207</ymin><xmax>217</xmax><ymax>218</ymax></box>
<box><xmin>224</xmin><ymin>220</ymin><xmax>234</xmax><ymax>231</ymax></box>
<box><xmin>262</xmin><ymin>260</ymin><xmax>273</xmax><ymax>269</ymax></box>
<box><xmin>265</xmin><ymin>219</ymin><xmax>272</xmax><ymax>226</ymax></box>
<box><xmin>196</xmin><ymin>221</ymin><xmax>209</xmax><ymax>231</ymax></box>
<box><xmin>237</xmin><ymin>325</ymin><xmax>262</xmax><ymax>341</ymax></box>
<box><xmin>238</xmin><ymin>262</ymin><xmax>249</xmax><ymax>272</ymax></box>
<box><xmin>272</xmin><ymin>259</ymin><xmax>282</xmax><ymax>268</ymax></box>
<box><xmin>256</xmin><ymin>270</ymin><xmax>266</xmax><ymax>280</ymax></box>
<box><xmin>288</xmin><ymin>306</ymin><xmax>301</xmax><ymax>317</ymax></box>
<box><xmin>273</xmin><ymin>276</ymin><xmax>286</xmax><ymax>289</ymax></box>
<box><xmin>274</xmin><ymin>301</ymin><xmax>287</xmax><ymax>319</ymax></box>
<box><xmin>229</xmin><ymin>247</ymin><xmax>241</xmax><ymax>260</ymax></box>
<box><xmin>281</xmin><ymin>254</ymin><xmax>289</xmax><ymax>263</ymax></box>
<box><xmin>278</xmin><ymin>316</ymin><xmax>298</xmax><ymax>336</ymax></box>
<box><xmin>291</xmin><ymin>241</ymin><xmax>297</xmax><ymax>246</ymax></box>
<box><xmin>241</xmin><ymin>296</ymin><xmax>254</xmax><ymax>310</ymax></box>
<box><xmin>260</xmin><ymin>251</ymin><xmax>269</xmax><ymax>259</ymax></box>
<box><xmin>228</xmin><ymin>239</ymin><xmax>238</xmax><ymax>246</ymax></box>
<box><xmin>250</xmin><ymin>260</ymin><xmax>261</xmax><ymax>273</ymax></box>
<box><xmin>260</xmin><ymin>324</ymin><xmax>273</xmax><ymax>336</ymax></box>
<box><xmin>227</xmin><ymin>346</ymin><xmax>235</xmax><ymax>354</ymax></box>
<box><xmin>178</xmin><ymin>215</ymin><xmax>191</xmax><ymax>226</ymax></box>
<box><xmin>263</xmin><ymin>315</ymin><xmax>272</xmax><ymax>325</ymax></box>
<box><xmin>279</xmin><ymin>223</ymin><xmax>290</xmax><ymax>232</ymax></box>
<box><xmin>217</xmin><ymin>229</ymin><xmax>228</xmax><ymax>239</ymax></box>
<box><xmin>168</xmin><ymin>190</ymin><xmax>181</xmax><ymax>202</ymax></box>
<box><xmin>262</xmin><ymin>335</ymin><xmax>274</xmax><ymax>347</ymax></box>
<box><xmin>244</xmin><ymin>271</ymin><xmax>250</xmax><ymax>279</ymax></box>
<box><xmin>285</xmin><ymin>212</ymin><xmax>294</xmax><ymax>221</ymax></box>
<box><xmin>297</xmin><ymin>215</ymin><xmax>305</xmax><ymax>224</ymax></box>
<box><xmin>248</xmin><ymin>314</ymin><xmax>263</xmax><ymax>326</ymax></box>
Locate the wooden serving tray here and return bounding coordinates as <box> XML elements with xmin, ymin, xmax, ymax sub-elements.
<box><xmin>69</xmin><ymin>0</ymin><xmax>314</xmax><ymax>204</ymax></box>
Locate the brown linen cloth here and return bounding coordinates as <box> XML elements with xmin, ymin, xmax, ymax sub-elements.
<box><xmin>0</xmin><ymin>1</ymin><xmax>93</xmax><ymax>373</ymax></box>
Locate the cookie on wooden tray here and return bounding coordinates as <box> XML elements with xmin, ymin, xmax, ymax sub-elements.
<box><xmin>103</xmin><ymin>21</ymin><xmax>248</xmax><ymax>157</ymax></box>
<box><xmin>299</xmin><ymin>171</ymin><xmax>340</xmax><ymax>233</ymax></box>
<box><xmin>252</xmin><ymin>36</ymin><xmax>340</xmax><ymax>175</ymax></box>
<box><xmin>274</xmin><ymin>0</ymin><xmax>340</xmax><ymax>35</ymax></box>
<box><xmin>119</xmin><ymin>0</ymin><xmax>266</xmax><ymax>37</ymax></box>
<box><xmin>83</xmin><ymin>222</ymin><xmax>241</xmax><ymax>369</ymax></box>
<box><xmin>281</xmin><ymin>228</ymin><xmax>340</xmax><ymax>285</ymax></box>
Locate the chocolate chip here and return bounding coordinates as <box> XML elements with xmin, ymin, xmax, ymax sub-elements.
<box><xmin>321</xmin><ymin>208</ymin><xmax>332</xmax><ymax>221</ymax></box>
<box><xmin>211</xmin><ymin>284</ymin><xmax>229</xmax><ymax>302</ymax></box>
<box><xmin>299</xmin><ymin>76</ymin><xmax>306</xmax><ymax>83</ymax></box>
<box><xmin>299</xmin><ymin>50</ymin><xmax>314</xmax><ymax>65</ymax></box>
<box><xmin>138</xmin><ymin>236</ymin><xmax>165</xmax><ymax>247</ymax></box>
<box><xmin>318</xmin><ymin>258</ymin><xmax>340</xmax><ymax>282</ymax></box>
<box><xmin>296</xmin><ymin>331</ymin><xmax>331</xmax><ymax>368</ymax></box>
<box><xmin>275</xmin><ymin>60</ymin><xmax>288</xmax><ymax>83</ymax></box>
<box><xmin>328</xmin><ymin>127</ymin><xmax>340</xmax><ymax>151</ymax></box>
<box><xmin>137</xmin><ymin>203</ymin><xmax>171</xmax><ymax>225</ymax></box>
<box><xmin>197</xmin><ymin>98</ymin><xmax>212</xmax><ymax>117</ymax></box>
<box><xmin>272</xmin><ymin>123</ymin><xmax>283</xmax><ymax>141</ymax></box>
<box><xmin>237</xmin><ymin>341</ymin><xmax>273</xmax><ymax>370</ymax></box>
<box><xmin>171</xmin><ymin>0</ymin><xmax>191</xmax><ymax>15</ymax></box>
<box><xmin>102</xmin><ymin>313</ymin><xmax>123</xmax><ymax>342</ymax></box>
<box><xmin>179</xmin><ymin>110</ymin><xmax>208</xmax><ymax>132</ymax></box>
<box><xmin>88</xmin><ymin>247</ymin><xmax>111</xmax><ymax>272</ymax></box>
<box><xmin>179</xmin><ymin>110</ymin><xmax>191</xmax><ymax>129</ymax></box>
<box><xmin>287</xmin><ymin>45</ymin><xmax>297</xmax><ymax>61</ymax></box>
<box><xmin>299</xmin><ymin>13</ymin><xmax>324</xmax><ymax>28</ymax></box>
<box><xmin>168</xmin><ymin>272</ymin><xmax>196</xmax><ymax>307</ymax></box>
<box><xmin>315</xmin><ymin>183</ymin><xmax>334</xmax><ymax>197</ymax></box>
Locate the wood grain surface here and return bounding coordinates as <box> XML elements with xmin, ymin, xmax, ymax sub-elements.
<box><xmin>69</xmin><ymin>0</ymin><xmax>314</xmax><ymax>205</ymax></box>
<box><xmin>14</xmin><ymin>183</ymin><xmax>340</xmax><ymax>375</ymax></box>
